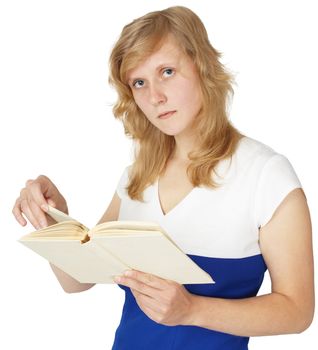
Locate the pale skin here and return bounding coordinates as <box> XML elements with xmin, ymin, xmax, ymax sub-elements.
<box><xmin>13</xmin><ymin>36</ymin><xmax>314</xmax><ymax>336</ymax></box>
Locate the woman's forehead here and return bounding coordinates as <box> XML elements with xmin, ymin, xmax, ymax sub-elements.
<box><xmin>126</xmin><ymin>39</ymin><xmax>184</xmax><ymax>79</ymax></box>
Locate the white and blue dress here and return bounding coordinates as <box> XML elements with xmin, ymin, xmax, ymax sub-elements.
<box><xmin>111</xmin><ymin>136</ymin><xmax>302</xmax><ymax>350</ymax></box>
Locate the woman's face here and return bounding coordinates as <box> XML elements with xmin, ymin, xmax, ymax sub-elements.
<box><xmin>126</xmin><ymin>37</ymin><xmax>203</xmax><ymax>138</ymax></box>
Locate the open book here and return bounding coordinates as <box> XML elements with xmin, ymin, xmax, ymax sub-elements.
<box><xmin>18</xmin><ymin>206</ymin><xmax>214</xmax><ymax>285</ymax></box>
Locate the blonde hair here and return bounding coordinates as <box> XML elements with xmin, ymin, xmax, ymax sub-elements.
<box><xmin>109</xmin><ymin>6</ymin><xmax>243</xmax><ymax>201</ymax></box>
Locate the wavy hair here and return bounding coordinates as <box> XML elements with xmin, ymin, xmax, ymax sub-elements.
<box><xmin>109</xmin><ymin>6</ymin><xmax>243</xmax><ymax>201</ymax></box>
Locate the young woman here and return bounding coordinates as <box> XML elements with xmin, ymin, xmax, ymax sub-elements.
<box><xmin>12</xmin><ymin>6</ymin><xmax>314</xmax><ymax>350</ymax></box>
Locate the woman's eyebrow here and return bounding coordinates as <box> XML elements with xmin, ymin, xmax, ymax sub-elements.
<box><xmin>127</xmin><ymin>62</ymin><xmax>176</xmax><ymax>83</ymax></box>
<box><xmin>126</xmin><ymin>62</ymin><xmax>177</xmax><ymax>84</ymax></box>
<box><xmin>156</xmin><ymin>62</ymin><xmax>177</xmax><ymax>70</ymax></box>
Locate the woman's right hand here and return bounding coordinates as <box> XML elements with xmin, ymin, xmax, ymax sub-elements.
<box><xmin>12</xmin><ymin>175</ymin><xmax>68</xmax><ymax>230</ymax></box>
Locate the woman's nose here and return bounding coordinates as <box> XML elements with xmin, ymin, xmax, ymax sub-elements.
<box><xmin>149</xmin><ymin>83</ymin><xmax>167</xmax><ymax>106</ymax></box>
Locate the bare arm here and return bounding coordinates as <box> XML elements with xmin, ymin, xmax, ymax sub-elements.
<box><xmin>50</xmin><ymin>191</ymin><xmax>122</xmax><ymax>293</ymax></box>
<box><xmin>187</xmin><ymin>188</ymin><xmax>314</xmax><ymax>336</ymax></box>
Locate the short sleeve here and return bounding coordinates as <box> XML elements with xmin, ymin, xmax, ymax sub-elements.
<box><xmin>254</xmin><ymin>154</ymin><xmax>302</xmax><ymax>228</ymax></box>
<box><xmin>115</xmin><ymin>166</ymin><xmax>130</xmax><ymax>199</ymax></box>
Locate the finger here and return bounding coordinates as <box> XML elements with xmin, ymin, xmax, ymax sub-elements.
<box><xmin>12</xmin><ymin>198</ymin><xmax>27</xmax><ymax>226</ymax></box>
<box><xmin>116</xmin><ymin>275</ymin><xmax>157</xmax><ymax>297</ymax></box>
<box><xmin>138</xmin><ymin>303</ymin><xmax>163</xmax><ymax>324</ymax></box>
<box><xmin>25</xmin><ymin>179</ymin><xmax>34</xmax><ymax>186</ymax></box>
<box><xmin>28</xmin><ymin>200</ymin><xmax>49</xmax><ymax>228</ymax></box>
<box><xmin>20</xmin><ymin>199</ymin><xmax>42</xmax><ymax>229</ymax></box>
<box><xmin>131</xmin><ymin>289</ymin><xmax>163</xmax><ymax>313</ymax></box>
<box><xmin>26</xmin><ymin>179</ymin><xmax>46</xmax><ymax>204</ymax></box>
<box><xmin>124</xmin><ymin>270</ymin><xmax>167</xmax><ymax>290</ymax></box>
<box><xmin>35</xmin><ymin>175</ymin><xmax>60</xmax><ymax>205</ymax></box>
<box><xmin>26</xmin><ymin>180</ymin><xmax>51</xmax><ymax>213</ymax></box>
<box><xmin>24</xmin><ymin>181</ymin><xmax>52</xmax><ymax>226</ymax></box>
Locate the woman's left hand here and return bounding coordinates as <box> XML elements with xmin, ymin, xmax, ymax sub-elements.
<box><xmin>114</xmin><ymin>270</ymin><xmax>196</xmax><ymax>326</ymax></box>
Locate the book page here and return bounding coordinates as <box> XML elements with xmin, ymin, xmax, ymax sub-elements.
<box><xmin>91</xmin><ymin>221</ymin><xmax>178</xmax><ymax>247</ymax></box>
<box><xmin>92</xmin><ymin>233</ymin><xmax>213</xmax><ymax>284</ymax></box>
<box><xmin>47</xmin><ymin>205</ymin><xmax>78</xmax><ymax>222</ymax></box>
<box><xmin>20</xmin><ymin>221</ymin><xmax>88</xmax><ymax>241</ymax></box>
<box><xmin>19</xmin><ymin>239</ymin><xmax>129</xmax><ymax>283</ymax></box>
<box><xmin>91</xmin><ymin>220</ymin><xmax>162</xmax><ymax>233</ymax></box>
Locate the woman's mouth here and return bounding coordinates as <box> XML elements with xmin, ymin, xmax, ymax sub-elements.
<box><xmin>158</xmin><ymin>111</ymin><xmax>176</xmax><ymax>119</ymax></box>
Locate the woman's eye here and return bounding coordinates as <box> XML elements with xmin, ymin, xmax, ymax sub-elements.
<box><xmin>133</xmin><ymin>79</ymin><xmax>145</xmax><ymax>89</ymax></box>
<box><xmin>162</xmin><ymin>68</ymin><xmax>174</xmax><ymax>77</ymax></box>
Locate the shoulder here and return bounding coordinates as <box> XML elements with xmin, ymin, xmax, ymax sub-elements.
<box><xmin>234</xmin><ymin>136</ymin><xmax>279</xmax><ymax>164</ymax></box>
<box><xmin>230</xmin><ymin>136</ymin><xmax>298</xmax><ymax>179</ymax></box>
<box><xmin>217</xmin><ymin>136</ymin><xmax>284</xmax><ymax>181</ymax></box>
<box><xmin>236</xmin><ymin>137</ymin><xmax>302</xmax><ymax>228</ymax></box>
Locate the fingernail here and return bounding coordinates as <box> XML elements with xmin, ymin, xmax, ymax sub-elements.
<box><xmin>39</xmin><ymin>221</ymin><xmax>47</xmax><ymax>228</ymax></box>
<box><xmin>113</xmin><ymin>276</ymin><xmax>122</xmax><ymax>283</ymax></box>
<box><xmin>47</xmin><ymin>199</ymin><xmax>55</xmax><ymax>207</ymax></box>
<box><xmin>18</xmin><ymin>219</ymin><xmax>26</xmax><ymax>226</ymax></box>
<box><xmin>124</xmin><ymin>270</ymin><xmax>133</xmax><ymax>277</ymax></box>
<box><xmin>41</xmin><ymin>204</ymin><xmax>48</xmax><ymax>212</ymax></box>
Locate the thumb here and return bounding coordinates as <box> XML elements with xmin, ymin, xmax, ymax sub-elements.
<box><xmin>47</xmin><ymin>199</ymin><xmax>56</xmax><ymax>207</ymax></box>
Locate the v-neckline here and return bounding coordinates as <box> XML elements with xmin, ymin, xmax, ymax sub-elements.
<box><xmin>155</xmin><ymin>178</ymin><xmax>195</xmax><ymax>217</ymax></box>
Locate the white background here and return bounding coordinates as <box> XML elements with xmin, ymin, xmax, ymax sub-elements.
<box><xmin>0</xmin><ymin>0</ymin><xmax>317</xmax><ymax>349</ymax></box>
